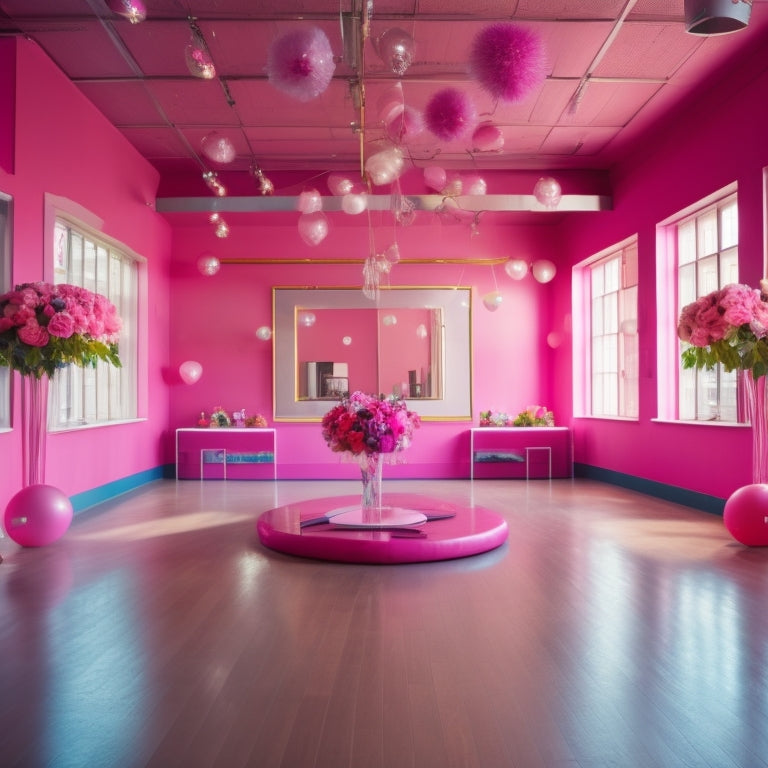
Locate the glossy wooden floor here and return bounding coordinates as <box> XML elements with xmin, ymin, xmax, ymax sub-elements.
<box><xmin>2</xmin><ymin>477</ymin><xmax>768</xmax><ymax>768</ymax></box>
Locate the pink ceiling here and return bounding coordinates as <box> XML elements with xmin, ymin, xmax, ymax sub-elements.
<box><xmin>0</xmin><ymin>0</ymin><xmax>766</xmax><ymax>183</ymax></box>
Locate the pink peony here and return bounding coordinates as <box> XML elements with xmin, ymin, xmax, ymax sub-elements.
<box><xmin>18</xmin><ymin>320</ymin><xmax>49</xmax><ymax>347</ymax></box>
<box><xmin>47</xmin><ymin>312</ymin><xmax>75</xmax><ymax>339</ymax></box>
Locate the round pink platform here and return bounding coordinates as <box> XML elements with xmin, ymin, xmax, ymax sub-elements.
<box><xmin>256</xmin><ymin>493</ymin><xmax>509</xmax><ymax>564</ymax></box>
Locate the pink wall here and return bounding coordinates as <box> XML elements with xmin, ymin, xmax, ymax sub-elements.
<box><xmin>554</xmin><ymin>36</ymin><xmax>768</xmax><ymax>500</ymax></box>
<box><xmin>0</xmin><ymin>38</ymin><xmax>172</xmax><ymax>512</ymax></box>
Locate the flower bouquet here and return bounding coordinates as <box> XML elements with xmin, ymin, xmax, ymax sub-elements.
<box><xmin>513</xmin><ymin>405</ymin><xmax>554</xmax><ymax>427</ymax></box>
<box><xmin>210</xmin><ymin>406</ymin><xmax>231</xmax><ymax>427</ymax></box>
<box><xmin>0</xmin><ymin>281</ymin><xmax>121</xmax><ymax>379</ymax></box>
<box><xmin>479</xmin><ymin>409</ymin><xmax>511</xmax><ymax>427</ymax></box>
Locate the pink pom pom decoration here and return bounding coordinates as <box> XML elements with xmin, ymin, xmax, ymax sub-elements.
<box><xmin>267</xmin><ymin>27</ymin><xmax>336</xmax><ymax>102</ymax></box>
<box><xmin>425</xmin><ymin>89</ymin><xmax>477</xmax><ymax>142</ymax></box>
<box><xmin>469</xmin><ymin>23</ymin><xmax>546</xmax><ymax>103</ymax></box>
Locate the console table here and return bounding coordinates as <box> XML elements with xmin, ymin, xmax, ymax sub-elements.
<box><xmin>176</xmin><ymin>428</ymin><xmax>277</xmax><ymax>480</ymax></box>
<box><xmin>469</xmin><ymin>427</ymin><xmax>572</xmax><ymax>480</ymax></box>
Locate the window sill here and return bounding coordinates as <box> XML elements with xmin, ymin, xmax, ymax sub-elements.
<box><xmin>50</xmin><ymin>417</ymin><xmax>146</xmax><ymax>434</ymax></box>
<box><xmin>650</xmin><ymin>418</ymin><xmax>748</xmax><ymax>428</ymax></box>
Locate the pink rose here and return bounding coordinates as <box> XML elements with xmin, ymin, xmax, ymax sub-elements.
<box><xmin>47</xmin><ymin>312</ymin><xmax>75</xmax><ymax>338</ymax></box>
<box><xmin>18</xmin><ymin>320</ymin><xmax>49</xmax><ymax>347</ymax></box>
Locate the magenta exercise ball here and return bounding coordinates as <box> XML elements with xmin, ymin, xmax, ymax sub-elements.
<box><xmin>4</xmin><ymin>484</ymin><xmax>73</xmax><ymax>547</ymax></box>
<box><xmin>723</xmin><ymin>483</ymin><xmax>768</xmax><ymax>546</ymax></box>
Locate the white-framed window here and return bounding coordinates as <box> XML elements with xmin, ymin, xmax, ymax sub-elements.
<box><xmin>675</xmin><ymin>193</ymin><xmax>739</xmax><ymax>422</ymax></box>
<box><xmin>0</xmin><ymin>192</ymin><xmax>11</xmax><ymax>429</ymax></box>
<box><xmin>49</xmin><ymin>217</ymin><xmax>138</xmax><ymax>430</ymax></box>
<box><xmin>573</xmin><ymin>238</ymin><xmax>639</xmax><ymax>419</ymax></box>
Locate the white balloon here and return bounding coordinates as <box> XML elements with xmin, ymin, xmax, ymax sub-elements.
<box><xmin>534</xmin><ymin>177</ymin><xmax>562</xmax><ymax>209</ymax></box>
<box><xmin>341</xmin><ymin>192</ymin><xmax>368</xmax><ymax>215</ymax></box>
<box><xmin>504</xmin><ymin>259</ymin><xmax>529</xmax><ymax>280</ymax></box>
<box><xmin>297</xmin><ymin>189</ymin><xmax>322</xmax><ymax>214</ymax></box>
<box><xmin>532</xmin><ymin>259</ymin><xmax>557</xmax><ymax>283</ymax></box>
<box><xmin>365</xmin><ymin>147</ymin><xmax>404</xmax><ymax>186</ymax></box>
<box><xmin>201</xmin><ymin>131</ymin><xmax>236</xmax><ymax>163</ymax></box>
<box><xmin>384</xmin><ymin>243</ymin><xmax>401</xmax><ymax>264</ymax></box>
<box><xmin>382</xmin><ymin>314</ymin><xmax>398</xmax><ymax>326</ymax></box>
<box><xmin>298</xmin><ymin>212</ymin><xmax>329</xmax><ymax>246</ymax></box>
<box><xmin>298</xmin><ymin>311</ymin><xmax>316</xmax><ymax>327</ymax></box>
<box><xmin>255</xmin><ymin>326</ymin><xmax>272</xmax><ymax>341</ymax></box>
<box><xmin>416</xmin><ymin>324</ymin><xmax>428</xmax><ymax>339</ymax></box>
<box><xmin>327</xmin><ymin>173</ymin><xmax>354</xmax><ymax>196</ymax></box>
<box><xmin>179</xmin><ymin>360</ymin><xmax>202</xmax><ymax>385</ymax></box>
<box><xmin>464</xmin><ymin>174</ymin><xmax>487</xmax><ymax>196</ymax></box>
<box><xmin>342</xmin><ymin>336</ymin><xmax>352</xmax><ymax>345</ymax></box>
<box><xmin>197</xmin><ymin>254</ymin><xmax>220</xmax><ymax>276</ymax></box>
<box><xmin>482</xmin><ymin>291</ymin><xmax>503</xmax><ymax>312</ymax></box>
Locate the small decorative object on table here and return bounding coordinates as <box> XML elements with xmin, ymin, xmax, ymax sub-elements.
<box><xmin>479</xmin><ymin>409</ymin><xmax>511</xmax><ymax>427</ymax></box>
<box><xmin>678</xmin><ymin>281</ymin><xmax>768</xmax><ymax>544</ymax></box>
<box><xmin>513</xmin><ymin>405</ymin><xmax>554</xmax><ymax>427</ymax></box>
<box><xmin>209</xmin><ymin>406</ymin><xmax>231</xmax><ymax>427</ymax></box>
<box><xmin>321</xmin><ymin>391</ymin><xmax>420</xmax><ymax>524</ymax></box>
<box><xmin>245</xmin><ymin>413</ymin><xmax>268</xmax><ymax>428</ymax></box>
<box><xmin>0</xmin><ymin>282</ymin><xmax>121</xmax><ymax>546</ymax></box>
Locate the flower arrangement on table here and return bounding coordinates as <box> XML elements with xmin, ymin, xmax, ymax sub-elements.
<box><xmin>513</xmin><ymin>405</ymin><xmax>555</xmax><ymax>427</ymax></box>
<box><xmin>479</xmin><ymin>409</ymin><xmax>511</xmax><ymax>427</ymax></box>
<box><xmin>321</xmin><ymin>391</ymin><xmax>420</xmax><ymax>460</ymax></box>
<box><xmin>199</xmin><ymin>408</ymin><xmax>268</xmax><ymax>428</ymax></box>
<box><xmin>678</xmin><ymin>282</ymin><xmax>768</xmax><ymax>379</ymax></box>
<box><xmin>0</xmin><ymin>281</ymin><xmax>121</xmax><ymax>378</ymax></box>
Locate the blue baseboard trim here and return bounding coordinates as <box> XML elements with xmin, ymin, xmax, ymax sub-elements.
<box><xmin>70</xmin><ymin>464</ymin><xmax>175</xmax><ymax>513</ymax></box>
<box><xmin>574</xmin><ymin>463</ymin><xmax>725</xmax><ymax>516</ymax></box>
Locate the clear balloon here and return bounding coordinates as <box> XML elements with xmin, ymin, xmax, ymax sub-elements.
<box><xmin>179</xmin><ymin>360</ymin><xmax>203</xmax><ymax>385</ymax></box>
<box><xmin>298</xmin><ymin>311</ymin><xmax>316</xmax><ymax>327</ymax></box>
<box><xmin>341</xmin><ymin>192</ymin><xmax>368</xmax><ymax>215</ymax></box>
<box><xmin>201</xmin><ymin>131</ymin><xmax>236</xmax><ymax>164</ymax></box>
<box><xmin>416</xmin><ymin>324</ymin><xmax>428</xmax><ymax>339</ymax></box>
<box><xmin>374</xmin><ymin>28</ymin><xmax>415</xmax><ymax>76</ymax></box>
<box><xmin>483</xmin><ymin>291</ymin><xmax>503</xmax><ymax>312</ymax></box>
<box><xmin>385</xmin><ymin>106</ymin><xmax>425</xmax><ymax>144</ymax></box>
<box><xmin>377</xmin><ymin>82</ymin><xmax>405</xmax><ymax>124</ymax></box>
<box><xmin>297</xmin><ymin>189</ymin><xmax>323</xmax><ymax>214</ymax></box>
<box><xmin>327</xmin><ymin>173</ymin><xmax>354</xmax><ymax>196</ymax></box>
<box><xmin>472</xmin><ymin>123</ymin><xmax>504</xmax><ymax>152</ymax></box>
<box><xmin>532</xmin><ymin>259</ymin><xmax>557</xmax><ymax>283</ymax></box>
<box><xmin>534</xmin><ymin>177</ymin><xmax>562</xmax><ymax>209</ymax></box>
<box><xmin>365</xmin><ymin>147</ymin><xmax>404</xmax><ymax>186</ymax></box>
<box><xmin>255</xmin><ymin>326</ymin><xmax>272</xmax><ymax>341</ymax></box>
<box><xmin>197</xmin><ymin>254</ymin><xmax>220</xmax><ymax>276</ymax></box>
<box><xmin>298</xmin><ymin>211</ymin><xmax>329</xmax><ymax>246</ymax></box>
<box><xmin>423</xmin><ymin>166</ymin><xmax>447</xmax><ymax>193</ymax></box>
<box><xmin>504</xmin><ymin>259</ymin><xmax>529</xmax><ymax>280</ymax></box>
<box><xmin>384</xmin><ymin>243</ymin><xmax>401</xmax><ymax>264</ymax></box>
<box><xmin>464</xmin><ymin>174</ymin><xmax>487</xmax><ymax>196</ymax></box>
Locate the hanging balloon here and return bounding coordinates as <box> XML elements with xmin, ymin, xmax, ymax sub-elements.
<box><xmin>443</xmin><ymin>175</ymin><xmax>463</xmax><ymax>197</ymax></box>
<box><xmin>266</xmin><ymin>27</ymin><xmax>336</xmax><ymax>102</ymax></box>
<box><xmin>464</xmin><ymin>174</ymin><xmax>487</xmax><ymax>196</ymax></box>
<box><xmin>377</xmin><ymin>81</ymin><xmax>405</xmax><ymax>124</ymax></box>
<box><xmin>298</xmin><ymin>211</ymin><xmax>329</xmax><ymax>246</ymax></box>
<box><xmin>385</xmin><ymin>105</ymin><xmax>425</xmax><ymax>145</ymax></box>
<box><xmin>382</xmin><ymin>314</ymin><xmax>398</xmax><ymax>326</ymax></box>
<box><xmin>197</xmin><ymin>254</ymin><xmax>220</xmax><ymax>276</ymax></box>
<box><xmin>385</xmin><ymin>243</ymin><xmax>401</xmax><ymax>265</ymax></box>
<box><xmin>482</xmin><ymin>291</ymin><xmax>503</xmax><ymax>312</ymax></box>
<box><xmin>416</xmin><ymin>324</ymin><xmax>428</xmax><ymax>339</ymax></box>
<box><xmin>423</xmin><ymin>166</ymin><xmax>447</xmax><ymax>193</ymax></box>
<box><xmin>365</xmin><ymin>147</ymin><xmax>404</xmax><ymax>186</ymax></box>
<box><xmin>468</xmin><ymin>23</ymin><xmax>546</xmax><ymax>103</ymax></box>
<box><xmin>342</xmin><ymin>336</ymin><xmax>352</xmax><ymax>345</ymax></box>
<box><xmin>425</xmin><ymin>88</ymin><xmax>478</xmax><ymax>142</ymax></box>
<box><xmin>327</xmin><ymin>173</ymin><xmax>355</xmax><ymax>196</ymax></box>
<box><xmin>255</xmin><ymin>326</ymin><xmax>272</xmax><ymax>341</ymax></box>
<box><xmin>504</xmin><ymin>259</ymin><xmax>529</xmax><ymax>280</ymax></box>
<box><xmin>298</xmin><ymin>311</ymin><xmax>316</xmax><ymax>327</ymax></box>
<box><xmin>374</xmin><ymin>28</ymin><xmax>415</xmax><ymax>76</ymax></box>
<box><xmin>534</xmin><ymin>177</ymin><xmax>562</xmax><ymax>208</ymax></box>
<box><xmin>532</xmin><ymin>259</ymin><xmax>557</xmax><ymax>283</ymax></box>
<box><xmin>201</xmin><ymin>131</ymin><xmax>236</xmax><ymax>164</ymax></box>
<box><xmin>297</xmin><ymin>189</ymin><xmax>323</xmax><ymax>214</ymax></box>
<box><xmin>472</xmin><ymin>123</ymin><xmax>504</xmax><ymax>152</ymax></box>
<box><xmin>341</xmin><ymin>192</ymin><xmax>368</xmax><ymax>215</ymax></box>
<box><xmin>179</xmin><ymin>360</ymin><xmax>203</xmax><ymax>384</ymax></box>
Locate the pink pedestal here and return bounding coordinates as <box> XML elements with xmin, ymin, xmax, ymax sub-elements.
<box><xmin>256</xmin><ymin>493</ymin><xmax>509</xmax><ymax>564</ymax></box>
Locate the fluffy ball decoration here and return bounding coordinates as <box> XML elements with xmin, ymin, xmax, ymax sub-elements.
<box><xmin>266</xmin><ymin>27</ymin><xmax>336</xmax><ymax>102</ymax></box>
<box><xmin>424</xmin><ymin>88</ymin><xmax>477</xmax><ymax>142</ymax></box>
<box><xmin>469</xmin><ymin>23</ymin><xmax>546</xmax><ymax>103</ymax></box>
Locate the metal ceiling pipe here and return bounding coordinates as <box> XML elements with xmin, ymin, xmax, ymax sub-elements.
<box><xmin>684</xmin><ymin>0</ymin><xmax>752</xmax><ymax>35</ymax></box>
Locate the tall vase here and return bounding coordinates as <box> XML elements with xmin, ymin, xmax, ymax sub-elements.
<box><xmin>3</xmin><ymin>372</ymin><xmax>73</xmax><ymax>547</ymax></box>
<box><xmin>360</xmin><ymin>452</ymin><xmax>383</xmax><ymax>523</ymax></box>
<box><xmin>741</xmin><ymin>370</ymin><xmax>768</xmax><ymax>484</ymax></box>
<box><xmin>21</xmin><ymin>374</ymin><xmax>48</xmax><ymax>487</ymax></box>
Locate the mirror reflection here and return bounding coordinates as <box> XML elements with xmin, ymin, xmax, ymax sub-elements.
<box><xmin>296</xmin><ymin>307</ymin><xmax>443</xmax><ymax>400</ymax></box>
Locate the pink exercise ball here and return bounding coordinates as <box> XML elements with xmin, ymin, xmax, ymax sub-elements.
<box><xmin>723</xmin><ymin>483</ymin><xmax>768</xmax><ymax>546</ymax></box>
<box><xmin>4</xmin><ymin>484</ymin><xmax>74</xmax><ymax>547</ymax></box>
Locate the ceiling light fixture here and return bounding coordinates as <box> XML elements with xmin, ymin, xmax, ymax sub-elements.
<box><xmin>250</xmin><ymin>162</ymin><xmax>274</xmax><ymax>196</ymax></box>
<box><xmin>185</xmin><ymin>19</ymin><xmax>216</xmax><ymax>79</ymax></box>
<box><xmin>684</xmin><ymin>0</ymin><xmax>752</xmax><ymax>35</ymax></box>
<box><xmin>106</xmin><ymin>0</ymin><xmax>146</xmax><ymax>23</ymax></box>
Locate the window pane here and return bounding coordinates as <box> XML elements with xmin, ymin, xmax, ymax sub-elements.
<box><xmin>678</xmin><ymin>220</ymin><xmax>696</xmax><ymax>265</ymax></box>
<box><xmin>721</xmin><ymin>200</ymin><xmax>738</xmax><ymax>250</ymax></box>
<box><xmin>697</xmin><ymin>210</ymin><xmax>718</xmax><ymax>257</ymax></box>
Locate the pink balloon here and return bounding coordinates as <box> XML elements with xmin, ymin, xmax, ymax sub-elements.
<box><xmin>472</xmin><ymin>123</ymin><xmax>504</xmax><ymax>152</ymax></box>
<box><xmin>179</xmin><ymin>360</ymin><xmax>203</xmax><ymax>384</ymax></box>
<box><xmin>201</xmin><ymin>131</ymin><xmax>236</xmax><ymax>163</ymax></box>
<box><xmin>385</xmin><ymin>105</ymin><xmax>425</xmax><ymax>144</ymax></box>
<box><xmin>423</xmin><ymin>166</ymin><xmax>447</xmax><ymax>192</ymax></box>
<box><xmin>298</xmin><ymin>211</ymin><xmax>329</xmax><ymax>245</ymax></box>
<box><xmin>4</xmin><ymin>484</ymin><xmax>73</xmax><ymax>547</ymax></box>
<box><xmin>377</xmin><ymin>82</ymin><xmax>405</xmax><ymax>123</ymax></box>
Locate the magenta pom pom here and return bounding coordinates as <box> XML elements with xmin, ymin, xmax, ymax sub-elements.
<box><xmin>424</xmin><ymin>89</ymin><xmax>477</xmax><ymax>142</ymax></box>
<box><xmin>267</xmin><ymin>27</ymin><xmax>336</xmax><ymax>102</ymax></box>
<box><xmin>469</xmin><ymin>23</ymin><xmax>546</xmax><ymax>103</ymax></box>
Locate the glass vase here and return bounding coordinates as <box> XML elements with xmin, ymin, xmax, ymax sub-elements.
<box><xmin>741</xmin><ymin>370</ymin><xmax>768</xmax><ymax>484</ymax></box>
<box><xmin>360</xmin><ymin>453</ymin><xmax>383</xmax><ymax>523</ymax></box>
<box><xmin>21</xmin><ymin>374</ymin><xmax>49</xmax><ymax>487</ymax></box>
